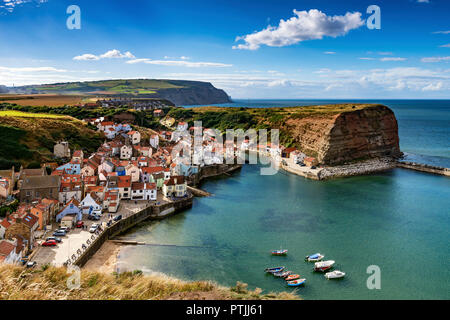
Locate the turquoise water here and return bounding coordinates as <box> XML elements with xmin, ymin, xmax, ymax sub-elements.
<box><xmin>118</xmin><ymin>100</ymin><xmax>450</xmax><ymax>299</ymax></box>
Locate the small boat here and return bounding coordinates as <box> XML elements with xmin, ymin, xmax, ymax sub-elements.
<box><xmin>264</xmin><ymin>266</ymin><xmax>285</xmax><ymax>274</ymax></box>
<box><xmin>305</xmin><ymin>253</ymin><xmax>324</xmax><ymax>262</ymax></box>
<box><xmin>314</xmin><ymin>260</ymin><xmax>335</xmax><ymax>272</ymax></box>
<box><xmin>273</xmin><ymin>270</ymin><xmax>292</xmax><ymax>278</ymax></box>
<box><xmin>271</xmin><ymin>249</ymin><xmax>288</xmax><ymax>256</ymax></box>
<box><xmin>287</xmin><ymin>279</ymin><xmax>306</xmax><ymax>287</ymax></box>
<box><xmin>285</xmin><ymin>274</ymin><xmax>301</xmax><ymax>281</ymax></box>
<box><xmin>325</xmin><ymin>270</ymin><xmax>346</xmax><ymax>279</ymax></box>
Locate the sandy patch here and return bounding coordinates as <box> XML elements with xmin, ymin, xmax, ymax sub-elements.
<box><xmin>83</xmin><ymin>241</ymin><xmax>122</xmax><ymax>274</ymax></box>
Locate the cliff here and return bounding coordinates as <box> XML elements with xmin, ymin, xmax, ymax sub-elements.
<box><xmin>285</xmin><ymin>104</ymin><xmax>401</xmax><ymax>164</ymax></box>
<box><xmin>157</xmin><ymin>82</ymin><xmax>231</xmax><ymax>105</ymax></box>
<box><xmin>168</xmin><ymin>103</ymin><xmax>401</xmax><ymax>165</ymax></box>
<box><xmin>6</xmin><ymin>79</ymin><xmax>232</xmax><ymax>106</ymax></box>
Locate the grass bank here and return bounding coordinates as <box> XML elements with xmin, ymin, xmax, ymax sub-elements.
<box><xmin>0</xmin><ymin>265</ymin><xmax>299</xmax><ymax>300</ymax></box>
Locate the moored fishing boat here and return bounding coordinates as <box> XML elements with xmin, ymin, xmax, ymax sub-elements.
<box><xmin>285</xmin><ymin>274</ymin><xmax>301</xmax><ymax>281</ymax></box>
<box><xmin>287</xmin><ymin>279</ymin><xmax>306</xmax><ymax>287</ymax></box>
<box><xmin>305</xmin><ymin>253</ymin><xmax>324</xmax><ymax>262</ymax></box>
<box><xmin>324</xmin><ymin>270</ymin><xmax>345</xmax><ymax>279</ymax></box>
<box><xmin>264</xmin><ymin>266</ymin><xmax>285</xmax><ymax>273</ymax></box>
<box><xmin>273</xmin><ymin>270</ymin><xmax>292</xmax><ymax>278</ymax></box>
<box><xmin>271</xmin><ymin>249</ymin><xmax>288</xmax><ymax>256</ymax></box>
<box><xmin>314</xmin><ymin>260</ymin><xmax>335</xmax><ymax>272</ymax></box>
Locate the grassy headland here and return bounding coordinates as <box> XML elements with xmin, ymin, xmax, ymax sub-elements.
<box><xmin>0</xmin><ymin>265</ymin><xmax>299</xmax><ymax>300</ymax></box>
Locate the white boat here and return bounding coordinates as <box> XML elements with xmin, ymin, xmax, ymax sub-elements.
<box><xmin>314</xmin><ymin>260</ymin><xmax>335</xmax><ymax>272</ymax></box>
<box><xmin>305</xmin><ymin>253</ymin><xmax>324</xmax><ymax>262</ymax></box>
<box><xmin>324</xmin><ymin>270</ymin><xmax>345</xmax><ymax>279</ymax></box>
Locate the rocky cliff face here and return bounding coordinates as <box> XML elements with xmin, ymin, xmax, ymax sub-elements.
<box><xmin>157</xmin><ymin>82</ymin><xmax>231</xmax><ymax>106</ymax></box>
<box><xmin>285</xmin><ymin>104</ymin><xmax>401</xmax><ymax>165</ymax></box>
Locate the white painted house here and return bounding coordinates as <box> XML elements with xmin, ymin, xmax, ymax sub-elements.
<box><xmin>80</xmin><ymin>193</ymin><xmax>102</xmax><ymax>216</ymax></box>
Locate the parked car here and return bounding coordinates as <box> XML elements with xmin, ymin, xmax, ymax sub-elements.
<box><xmin>26</xmin><ymin>261</ymin><xmax>36</xmax><ymax>268</ymax></box>
<box><xmin>59</xmin><ymin>227</ymin><xmax>70</xmax><ymax>233</ymax></box>
<box><xmin>53</xmin><ymin>231</ymin><xmax>66</xmax><ymax>237</ymax></box>
<box><xmin>42</xmin><ymin>240</ymin><xmax>57</xmax><ymax>246</ymax></box>
<box><xmin>89</xmin><ymin>224</ymin><xmax>99</xmax><ymax>233</ymax></box>
<box><xmin>88</xmin><ymin>214</ymin><xmax>101</xmax><ymax>221</ymax></box>
<box><xmin>46</xmin><ymin>236</ymin><xmax>62</xmax><ymax>243</ymax></box>
<box><xmin>311</xmin><ymin>165</ymin><xmax>317</xmax><ymax>169</ymax></box>
<box><xmin>76</xmin><ymin>221</ymin><xmax>84</xmax><ymax>228</ymax></box>
<box><xmin>113</xmin><ymin>215</ymin><xmax>122</xmax><ymax>222</ymax></box>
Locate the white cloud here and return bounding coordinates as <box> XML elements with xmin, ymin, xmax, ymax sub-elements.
<box><xmin>0</xmin><ymin>66</ymin><xmax>67</xmax><ymax>73</ymax></box>
<box><xmin>99</xmin><ymin>49</ymin><xmax>135</xmax><ymax>59</ymax></box>
<box><xmin>126</xmin><ymin>58</ymin><xmax>231</xmax><ymax>68</ymax></box>
<box><xmin>324</xmin><ymin>51</ymin><xmax>336</xmax><ymax>54</ymax></box>
<box><xmin>422</xmin><ymin>82</ymin><xmax>443</xmax><ymax>91</ymax></box>
<box><xmin>73</xmin><ymin>54</ymin><xmax>100</xmax><ymax>61</ymax></box>
<box><xmin>380</xmin><ymin>57</ymin><xmax>407</xmax><ymax>61</ymax></box>
<box><xmin>432</xmin><ymin>30</ymin><xmax>450</xmax><ymax>34</ymax></box>
<box><xmin>417</xmin><ymin>0</ymin><xmax>430</xmax><ymax>3</ymax></box>
<box><xmin>0</xmin><ymin>0</ymin><xmax>47</xmax><ymax>13</ymax></box>
<box><xmin>359</xmin><ymin>57</ymin><xmax>375</xmax><ymax>60</ymax></box>
<box><xmin>421</xmin><ymin>56</ymin><xmax>450</xmax><ymax>63</ymax></box>
<box><xmin>439</xmin><ymin>44</ymin><xmax>450</xmax><ymax>48</ymax></box>
<box><xmin>233</xmin><ymin>9</ymin><xmax>365</xmax><ymax>50</ymax></box>
<box><xmin>73</xmin><ymin>49</ymin><xmax>135</xmax><ymax>61</ymax></box>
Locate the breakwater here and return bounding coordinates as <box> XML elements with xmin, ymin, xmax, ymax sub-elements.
<box><xmin>396</xmin><ymin>161</ymin><xmax>450</xmax><ymax>177</ymax></box>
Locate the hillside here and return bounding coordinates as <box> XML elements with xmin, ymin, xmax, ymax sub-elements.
<box><xmin>0</xmin><ymin>265</ymin><xmax>298</xmax><ymax>300</ymax></box>
<box><xmin>167</xmin><ymin>103</ymin><xmax>402</xmax><ymax>165</ymax></box>
<box><xmin>6</xmin><ymin>79</ymin><xmax>232</xmax><ymax>106</ymax></box>
<box><xmin>0</xmin><ymin>111</ymin><xmax>104</xmax><ymax>169</ymax></box>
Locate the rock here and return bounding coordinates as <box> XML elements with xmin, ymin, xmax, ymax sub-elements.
<box><xmin>286</xmin><ymin>104</ymin><xmax>401</xmax><ymax>165</ymax></box>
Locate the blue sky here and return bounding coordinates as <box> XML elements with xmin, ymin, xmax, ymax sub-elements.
<box><xmin>0</xmin><ymin>0</ymin><xmax>449</xmax><ymax>98</ymax></box>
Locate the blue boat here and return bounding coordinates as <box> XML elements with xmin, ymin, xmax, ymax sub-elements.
<box><xmin>287</xmin><ymin>278</ymin><xmax>306</xmax><ymax>287</ymax></box>
<box><xmin>305</xmin><ymin>253</ymin><xmax>324</xmax><ymax>262</ymax></box>
<box><xmin>264</xmin><ymin>266</ymin><xmax>285</xmax><ymax>273</ymax></box>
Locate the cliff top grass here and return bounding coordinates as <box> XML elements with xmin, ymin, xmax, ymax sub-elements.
<box><xmin>0</xmin><ymin>112</ymin><xmax>103</xmax><ymax>169</ymax></box>
<box><xmin>0</xmin><ymin>265</ymin><xmax>300</xmax><ymax>300</ymax></box>
<box><xmin>192</xmin><ymin>103</ymin><xmax>383</xmax><ymax>117</ymax></box>
<box><xmin>0</xmin><ymin>110</ymin><xmax>74</xmax><ymax>119</ymax></box>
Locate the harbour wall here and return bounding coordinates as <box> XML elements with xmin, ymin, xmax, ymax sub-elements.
<box><xmin>74</xmin><ymin>195</ymin><xmax>193</xmax><ymax>268</ymax></box>
<box><xmin>396</xmin><ymin>161</ymin><xmax>450</xmax><ymax>177</ymax></box>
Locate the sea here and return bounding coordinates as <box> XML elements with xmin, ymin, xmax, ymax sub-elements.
<box><xmin>117</xmin><ymin>99</ymin><xmax>450</xmax><ymax>300</ymax></box>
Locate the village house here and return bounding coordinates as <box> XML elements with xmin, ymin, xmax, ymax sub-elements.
<box><xmin>55</xmin><ymin>198</ymin><xmax>82</xmax><ymax>222</ymax></box>
<box><xmin>80</xmin><ymin>192</ymin><xmax>102</xmax><ymax>216</ymax></box>
<box><xmin>0</xmin><ymin>167</ymin><xmax>15</xmax><ymax>197</ymax></box>
<box><xmin>131</xmin><ymin>182</ymin><xmax>157</xmax><ymax>201</ymax></box>
<box><xmin>58</xmin><ymin>174</ymin><xmax>82</xmax><ymax>204</ymax></box>
<box><xmin>19</xmin><ymin>175</ymin><xmax>60</xmax><ymax>203</ymax></box>
<box><xmin>41</xmin><ymin>198</ymin><xmax>60</xmax><ymax>223</ymax></box>
<box><xmin>0</xmin><ymin>238</ymin><xmax>24</xmax><ymax>265</ymax></box>
<box><xmin>127</xmin><ymin>131</ymin><xmax>141</xmax><ymax>145</ymax></box>
<box><xmin>0</xmin><ymin>219</ymin><xmax>11</xmax><ymax>239</ymax></box>
<box><xmin>117</xmin><ymin>175</ymin><xmax>132</xmax><ymax>200</ymax></box>
<box><xmin>162</xmin><ymin>175</ymin><xmax>187</xmax><ymax>198</ymax></box>
<box><xmin>5</xmin><ymin>213</ymin><xmax>39</xmax><ymax>251</ymax></box>
<box><xmin>150</xmin><ymin>134</ymin><xmax>159</xmax><ymax>149</ymax></box>
<box><xmin>125</xmin><ymin>162</ymin><xmax>140</xmax><ymax>182</ymax></box>
<box><xmin>103</xmin><ymin>189</ymin><xmax>120</xmax><ymax>213</ymax></box>
<box><xmin>97</xmin><ymin>121</ymin><xmax>115</xmax><ymax>132</ymax></box>
<box><xmin>0</xmin><ymin>178</ymin><xmax>10</xmax><ymax>199</ymax></box>
<box><xmin>53</xmin><ymin>141</ymin><xmax>71</xmax><ymax>158</ymax></box>
<box><xmin>282</xmin><ymin>147</ymin><xmax>298</xmax><ymax>159</ymax></box>
<box><xmin>72</xmin><ymin>150</ymin><xmax>84</xmax><ymax>163</ymax></box>
<box><xmin>134</xmin><ymin>145</ymin><xmax>152</xmax><ymax>157</ymax></box>
<box><xmin>120</xmin><ymin>145</ymin><xmax>133</xmax><ymax>160</ymax></box>
<box><xmin>304</xmin><ymin>157</ymin><xmax>319</xmax><ymax>167</ymax></box>
<box><xmin>30</xmin><ymin>202</ymin><xmax>51</xmax><ymax>230</ymax></box>
<box><xmin>153</xmin><ymin>109</ymin><xmax>164</xmax><ymax>117</ymax></box>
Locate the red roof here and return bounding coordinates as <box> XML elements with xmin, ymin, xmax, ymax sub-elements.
<box><xmin>0</xmin><ymin>241</ymin><xmax>15</xmax><ymax>256</ymax></box>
